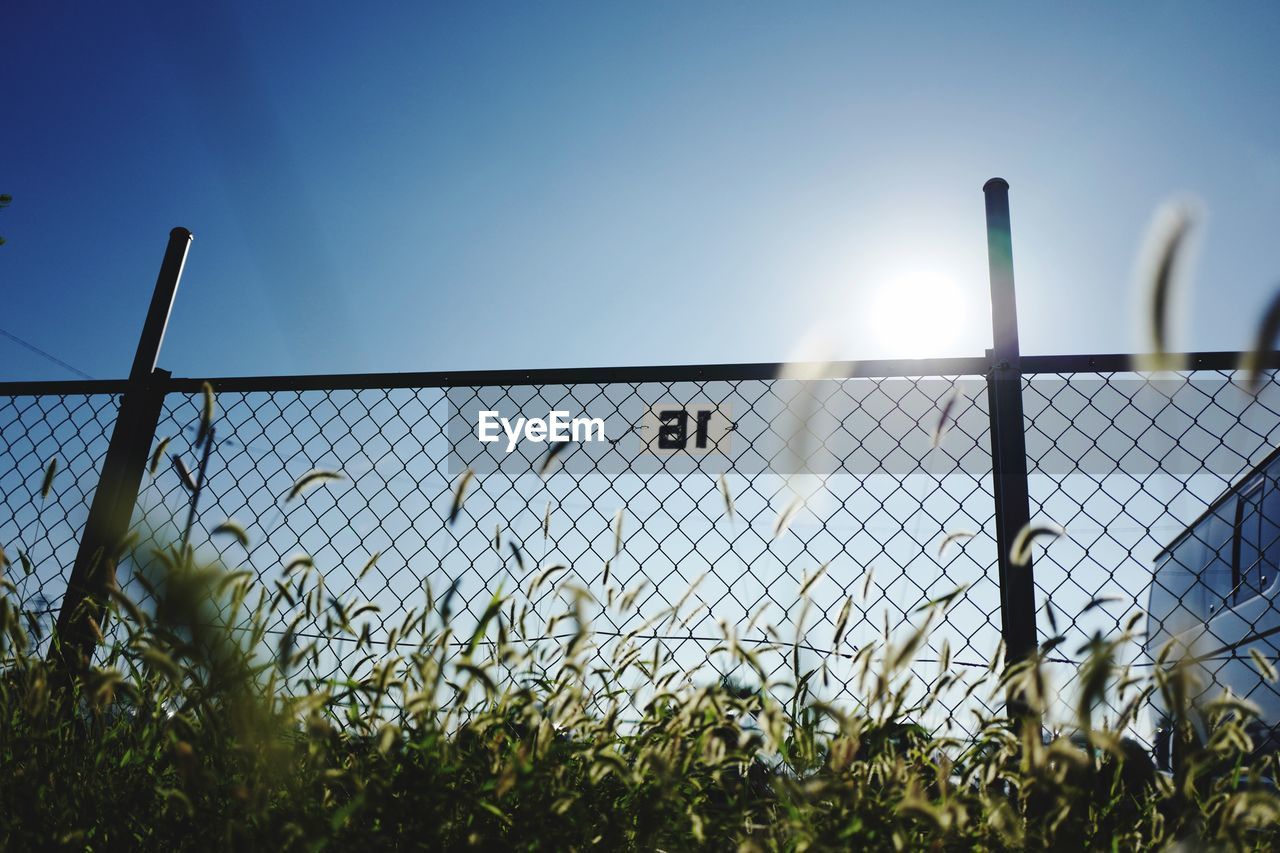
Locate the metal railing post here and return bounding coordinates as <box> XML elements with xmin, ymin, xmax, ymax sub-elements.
<box><xmin>54</xmin><ymin>228</ymin><xmax>191</xmax><ymax>672</ymax></box>
<box><xmin>982</xmin><ymin>179</ymin><xmax>1039</xmax><ymax>685</ymax></box>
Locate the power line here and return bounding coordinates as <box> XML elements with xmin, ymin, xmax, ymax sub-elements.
<box><xmin>0</xmin><ymin>326</ymin><xmax>95</xmax><ymax>380</ymax></box>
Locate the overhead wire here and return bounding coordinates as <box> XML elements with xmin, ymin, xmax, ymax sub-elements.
<box><xmin>0</xmin><ymin>326</ymin><xmax>95</xmax><ymax>380</ymax></box>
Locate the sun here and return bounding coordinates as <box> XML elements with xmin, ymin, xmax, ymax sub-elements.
<box><xmin>869</xmin><ymin>270</ymin><xmax>968</xmax><ymax>358</ymax></box>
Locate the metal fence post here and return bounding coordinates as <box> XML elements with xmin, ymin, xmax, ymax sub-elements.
<box><xmin>982</xmin><ymin>179</ymin><xmax>1038</xmax><ymax>684</ymax></box>
<box><xmin>54</xmin><ymin>228</ymin><xmax>191</xmax><ymax>672</ymax></box>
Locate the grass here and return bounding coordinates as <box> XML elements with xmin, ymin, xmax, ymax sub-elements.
<box><xmin>4</xmin><ymin>470</ymin><xmax>1280</xmax><ymax>851</ymax></box>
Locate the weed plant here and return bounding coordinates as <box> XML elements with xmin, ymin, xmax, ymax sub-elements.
<box><xmin>3</xmin><ymin>461</ymin><xmax>1280</xmax><ymax>850</ymax></box>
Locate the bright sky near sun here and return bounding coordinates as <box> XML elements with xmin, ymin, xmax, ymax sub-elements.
<box><xmin>3</xmin><ymin>2</ymin><xmax>1280</xmax><ymax>380</ymax></box>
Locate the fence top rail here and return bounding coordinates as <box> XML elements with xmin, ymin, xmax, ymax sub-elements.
<box><xmin>0</xmin><ymin>378</ymin><xmax>131</xmax><ymax>396</ymax></box>
<box><xmin>0</xmin><ymin>351</ymin><xmax>1272</xmax><ymax>397</ymax></box>
<box><xmin>164</xmin><ymin>355</ymin><xmax>995</xmax><ymax>393</ymax></box>
<box><xmin>1020</xmin><ymin>351</ymin><xmax>1262</xmax><ymax>375</ymax></box>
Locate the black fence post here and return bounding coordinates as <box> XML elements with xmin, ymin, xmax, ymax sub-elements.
<box><xmin>54</xmin><ymin>227</ymin><xmax>191</xmax><ymax>672</ymax></box>
<box><xmin>983</xmin><ymin>179</ymin><xmax>1039</xmax><ymax>686</ymax></box>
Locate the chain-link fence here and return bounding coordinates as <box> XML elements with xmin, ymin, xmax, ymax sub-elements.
<box><xmin>0</xmin><ymin>385</ymin><xmax>122</xmax><ymax>647</ymax></box>
<box><xmin>5</xmin><ymin>356</ymin><xmax>1280</xmax><ymax>752</ymax></box>
<box><xmin>1020</xmin><ymin>360</ymin><xmax>1280</xmax><ymax>757</ymax></box>
<box><xmin>125</xmin><ymin>368</ymin><xmax>1003</xmax><ymax>734</ymax></box>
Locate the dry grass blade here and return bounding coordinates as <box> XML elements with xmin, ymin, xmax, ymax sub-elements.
<box><xmin>718</xmin><ymin>473</ymin><xmax>735</xmax><ymax>521</ymax></box>
<box><xmin>39</xmin><ymin>457</ymin><xmax>57</xmax><ymax>500</ymax></box>
<box><xmin>149</xmin><ymin>436</ymin><xmax>172</xmax><ymax>476</ymax></box>
<box><xmin>349</xmin><ymin>602</ymin><xmax>381</xmax><ymax>620</ymax></box>
<box><xmin>455</xmin><ymin>662</ymin><xmax>497</xmax><ymax>695</ymax></box>
<box><xmin>798</xmin><ymin>563</ymin><xmax>828</xmax><ymax>599</ymax></box>
<box><xmin>1144</xmin><ymin>203</ymin><xmax>1194</xmax><ymax>363</ymax></box>
<box><xmin>216</xmin><ymin>569</ymin><xmax>253</xmax><ymax>596</ymax></box>
<box><xmin>663</xmin><ymin>573</ymin><xmax>707</xmax><ymax>632</ymax></box>
<box><xmin>465</xmin><ymin>589</ymin><xmax>506</xmax><ymax>657</ymax></box>
<box><xmin>1080</xmin><ymin>595</ymin><xmax>1121</xmax><ymax>615</ymax></box>
<box><xmin>529</xmin><ymin>564</ymin><xmax>568</xmax><ymax>597</ymax></box>
<box><xmin>914</xmin><ymin>583</ymin><xmax>970</xmax><ymax>614</ymax></box>
<box><xmin>539</xmin><ymin>440</ymin><xmax>569</xmax><ymax>477</ymax></box>
<box><xmin>772</xmin><ymin>494</ymin><xmax>803</xmax><ymax>539</ymax></box>
<box><xmin>211</xmin><ymin>520</ymin><xmax>250</xmax><ymax>548</ymax></box>
<box><xmin>887</xmin><ymin>612</ymin><xmax>935</xmax><ymax>674</ymax></box>
<box><xmin>1205</xmin><ymin>691</ymin><xmax>1261</xmax><ymax>722</ymax></box>
<box><xmin>287</xmin><ymin>469</ymin><xmax>345</xmax><ymax>503</ymax></box>
<box><xmin>931</xmin><ymin>389</ymin><xmax>961</xmax><ymax>448</ymax></box>
<box><xmin>1009</xmin><ymin>522</ymin><xmax>1065</xmax><ymax>567</ymax></box>
<box><xmin>445</xmin><ymin>468</ymin><xmax>475</xmax><ymax>526</ymax></box>
<box><xmin>860</xmin><ymin>565</ymin><xmax>876</xmax><ymax>602</ymax></box>
<box><xmin>612</xmin><ymin>509</ymin><xmax>624</xmax><ymax>556</ymax></box>
<box><xmin>1076</xmin><ymin>636</ymin><xmax>1115</xmax><ymax>726</ymax></box>
<box><xmin>140</xmin><ymin>646</ymin><xmax>182</xmax><ymax>682</ymax></box>
<box><xmin>284</xmin><ymin>553</ymin><xmax>313</xmax><ymax>575</ymax></box>
<box><xmin>357</xmin><ymin>551</ymin><xmax>381</xmax><ymax>583</ymax></box>
<box><xmin>832</xmin><ymin>595</ymin><xmax>852</xmax><ymax>651</ymax></box>
<box><xmin>1241</xmin><ymin>285</ymin><xmax>1280</xmax><ymax>393</ymax></box>
<box><xmin>1123</xmin><ymin>609</ymin><xmax>1145</xmax><ymax>634</ymax></box>
<box><xmin>171</xmin><ymin>454</ymin><xmax>197</xmax><ymax>494</ymax></box>
<box><xmin>197</xmin><ymin>381</ymin><xmax>216</xmax><ymax>448</ymax></box>
<box><xmin>1043</xmin><ymin>598</ymin><xmax>1059</xmax><ymax>634</ymax></box>
<box><xmin>106</xmin><ymin>584</ymin><xmax>148</xmax><ymax>627</ymax></box>
<box><xmin>1250</xmin><ymin>647</ymin><xmax>1279</xmax><ymax>683</ymax></box>
<box><xmin>936</xmin><ymin>530</ymin><xmax>975</xmax><ymax>558</ymax></box>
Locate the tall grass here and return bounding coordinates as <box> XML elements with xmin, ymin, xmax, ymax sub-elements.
<box><xmin>3</xmin><ymin>478</ymin><xmax>1280</xmax><ymax>850</ymax></box>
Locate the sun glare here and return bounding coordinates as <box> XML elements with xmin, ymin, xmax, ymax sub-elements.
<box><xmin>870</xmin><ymin>271</ymin><xmax>967</xmax><ymax>358</ymax></box>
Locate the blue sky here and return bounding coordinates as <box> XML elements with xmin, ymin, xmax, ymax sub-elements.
<box><xmin>3</xmin><ymin>2</ymin><xmax>1280</xmax><ymax>380</ymax></box>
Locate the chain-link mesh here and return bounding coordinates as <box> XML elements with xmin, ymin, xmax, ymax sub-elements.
<box><xmin>0</xmin><ymin>391</ymin><xmax>120</xmax><ymax>646</ymax></box>
<box><xmin>1023</xmin><ymin>368</ymin><xmax>1280</xmax><ymax>751</ymax></box>
<box><xmin>122</xmin><ymin>374</ymin><xmax>1003</xmax><ymax>734</ymax></box>
<box><xmin>6</xmin><ymin>361</ymin><xmax>1280</xmax><ymax>752</ymax></box>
